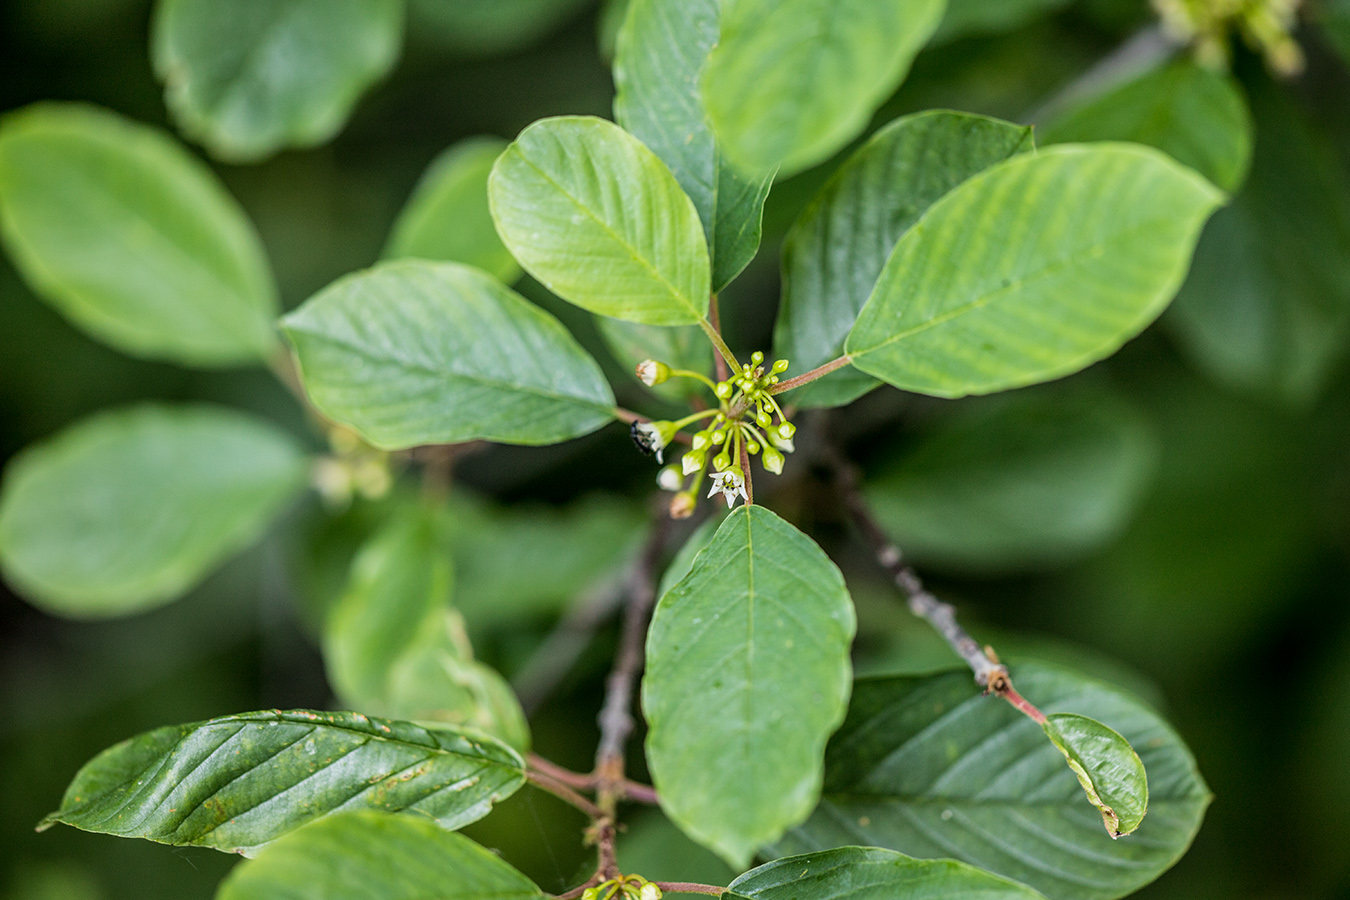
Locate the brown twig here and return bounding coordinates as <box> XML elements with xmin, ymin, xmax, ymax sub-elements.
<box><xmin>768</xmin><ymin>354</ymin><xmax>852</xmax><ymax>395</ymax></box>
<box><xmin>513</xmin><ymin>574</ymin><xmax>629</xmax><ymax>715</ymax></box>
<box><xmin>825</xmin><ymin>448</ymin><xmax>1047</xmax><ymax>722</ymax></box>
<box><xmin>591</xmin><ymin>514</ymin><xmax>671</xmax><ymax>877</ymax></box>
<box><xmin>654</xmin><ymin>883</ymin><xmax>726</xmax><ymax>896</ymax></box>
<box><xmin>526</xmin><ymin>770</ymin><xmax>606</xmax><ymax>819</ymax></box>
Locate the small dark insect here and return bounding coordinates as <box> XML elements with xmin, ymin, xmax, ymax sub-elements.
<box><xmin>630</xmin><ymin>421</ymin><xmax>658</xmax><ymax>456</ymax></box>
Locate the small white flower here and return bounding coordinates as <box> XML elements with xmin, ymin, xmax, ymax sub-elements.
<box><xmin>707</xmin><ymin>468</ymin><xmax>749</xmax><ymax>508</ymax></box>
<box><xmin>635</xmin><ymin>359</ymin><xmax>671</xmax><ymax>387</ymax></box>
<box><xmin>630</xmin><ymin>420</ymin><xmax>675</xmax><ymax>463</ymax></box>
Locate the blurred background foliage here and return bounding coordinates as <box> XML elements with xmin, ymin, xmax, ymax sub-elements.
<box><xmin>1</xmin><ymin>0</ymin><xmax>1348</xmax><ymax>898</ymax></box>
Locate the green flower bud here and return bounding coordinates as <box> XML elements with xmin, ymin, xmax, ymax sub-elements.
<box><xmin>640</xmin><ymin>883</ymin><xmax>663</xmax><ymax>900</ymax></box>
<box><xmin>635</xmin><ymin>359</ymin><xmax>671</xmax><ymax>386</ymax></box>
<box><xmin>762</xmin><ymin>445</ymin><xmax>785</xmax><ymax>474</ymax></box>
<box><xmin>771</xmin><ymin>358</ymin><xmax>790</xmax><ymax>374</ymax></box>
<box><xmin>681</xmin><ymin>450</ymin><xmax>706</xmax><ymax>476</ymax></box>
<box><xmin>756</xmin><ymin>409</ymin><xmax>773</xmax><ymax>428</ymax></box>
<box><xmin>712</xmin><ymin>450</ymin><xmax>731</xmax><ymax>471</ymax></box>
<box><xmin>715</xmin><ymin>381</ymin><xmax>733</xmax><ymax>399</ymax></box>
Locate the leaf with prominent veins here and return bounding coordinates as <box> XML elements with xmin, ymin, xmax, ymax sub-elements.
<box><xmin>40</xmin><ymin>710</ymin><xmax>526</xmax><ymax>856</ymax></box>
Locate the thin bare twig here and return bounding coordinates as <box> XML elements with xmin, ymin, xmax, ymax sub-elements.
<box><xmin>768</xmin><ymin>355</ymin><xmax>852</xmax><ymax>395</ymax></box>
<box><xmin>824</xmin><ymin>448</ymin><xmax>1044</xmax><ymax>719</ymax></box>
<box><xmin>526</xmin><ymin>770</ymin><xmax>606</xmax><ymax>819</ymax></box>
<box><xmin>653</xmin><ymin>883</ymin><xmax>726</xmax><ymax>896</ymax></box>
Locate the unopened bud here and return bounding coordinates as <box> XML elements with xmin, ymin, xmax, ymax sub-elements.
<box><xmin>777</xmin><ymin>421</ymin><xmax>796</xmax><ymax>440</ymax></box>
<box><xmin>657</xmin><ymin>465</ymin><xmax>684</xmax><ymax>492</ymax></box>
<box><xmin>712</xmin><ymin>450</ymin><xmax>731</xmax><ymax>471</ymax></box>
<box><xmin>756</xmin><ymin>409</ymin><xmax>773</xmax><ymax>428</ymax></box>
<box><xmin>771</xmin><ymin>358</ymin><xmax>790</xmax><ymax>374</ymax></box>
<box><xmin>582</xmin><ymin>889</ymin><xmax>599</xmax><ymax>900</ymax></box>
<box><xmin>635</xmin><ymin>359</ymin><xmax>671</xmax><ymax>387</ymax></box>
<box><xmin>751</xmin><ymin>351</ymin><xmax>764</xmax><ymax>366</ymax></box>
<box><xmin>682</xmin><ymin>450</ymin><xmax>706</xmax><ymax>476</ymax></box>
<box><xmin>640</xmin><ymin>883</ymin><xmax>663</xmax><ymax>900</ymax></box>
<box><xmin>669</xmin><ymin>491</ymin><xmax>696</xmax><ymax>519</ymax></box>
<box><xmin>715</xmin><ymin>381</ymin><xmax>733</xmax><ymax>400</ymax></box>
<box><xmin>762</xmin><ymin>445</ymin><xmax>785</xmax><ymax>475</ymax></box>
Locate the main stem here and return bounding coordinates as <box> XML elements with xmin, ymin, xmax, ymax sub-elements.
<box><xmin>700</xmin><ymin>314</ymin><xmax>740</xmax><ymax>376</ymax></box>
<box><xmin>592</xmin><ymin>515</ymin><xmax>669</xmax><ymax>878</ymax></box>
<box><xmin>826</xmin><ymin>449</ymin><xmax>1045</xmax><ymax>719</ymax></box>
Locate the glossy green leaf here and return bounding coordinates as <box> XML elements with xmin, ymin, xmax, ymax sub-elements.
<box><xmin>730</xmin><ymin>847</ymin><xmax>1045</xmax><ymax>900</ymax></box>
<box><xmin>216</xmin><ymin>810</ymin><xmax>545</xmax><ymax>899</ymax></box>
<box><xmin>933</xmin><ymin>0</ymin><xmax>1072</xmax><ymax>43</ymax></box>
<box><xmin>644</xmin><ymin>505</ymin><xmax>856</xmax><ymax>868</ymax></box>
<box><xmin>613</xmin><ymin>0</ymin><xmax>774</xmax><ymax>291</ymax></box>
<box><xmin>774</xmin><ymin>111</ymin><xmax>1033</xmax><ymax>408</ymax></box>
<box><xmin>406</xmin><ymin>0</ymin><xmax>594</xmax><ymax>57</ymax></box>
<box><xmin>656</xmin><ymin>516</ymin><xmax>721</xmax><ymax>599</ymax></box>
<box><xmin>0</xmin><ymin>404</ymin><xmax>307</xmax><ymax>618</ymax></box>
<box><xmin>1166</xmin><ymin>79</ymin><xmax>1350</xmax><ymax>406</ymax></box>
<box><xmin>151</xmin><ymin>0</ymin><xmax>403</xmax><ymax>162</ymax></box>
<box><xmin>865</xmin><ymin>389</ymin><xmax>1157</xmax><ymax>571</ymax></box>
<box><xmin>323</xmin><ymin>505</ymin><xmax>456</xmax><ymax>710</ymax></box>
<box><xmin>1040</xmin><ymin>61</ymin><xmax>1252</xmax><ymax>192</ymax></box>
<box><xmin>40</xmin><ymin>710</ymin><xmax>526</xmax><ymax>855</ymax></box>
<box><xmin>846</xmin><ymin>144</ymin><xmax>1224</xmax><ymax>398</ymax></box>
<box><xmin>776</xmin><ymin>662</ymin><xmax>1211</xmax><ymax>900</ymax></box>
<box><xmin>701</xmin><ymin>0</ymin><xmax>946</xmax><ymax>176</ymax></box>
<box><xmin>1043</xmin><ymin>713</ymin><xmax>1148</xmax><ymax>838</ymax></box>
<box><xmin>0</xmin><ymin>103</ymin><xmax>278</xmax><ymax>366</ymax></box>
<box><xmin>283</xmin><ymin>260</ymin><xmax>616</xmax><ymax>449</ymax></box>
<box><xmin>489</xmin><ymin>116</ymin><xmax>711</xmax><ymax>325</ymax></box>
<box><xmin>383</xmin><ymin>137</ymin><xmax>521</xmax><ymax>284</ymax></box>
<box><xmin>596</xmin><ymin>318</ymin><xmax>713</xmax><ymax>403</ymax></box>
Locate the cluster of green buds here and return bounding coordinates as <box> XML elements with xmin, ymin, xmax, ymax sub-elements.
<box><xmin>581</xmin><ymin>875</ymin><xmax>662</xmax><ymax>900</ymax></box>
<box><xmin>631</xmin><ymin>352</ymin><xmax>796</xmax><ymax>517</ymax></box>
<box><xmin>1152</xmin><ymin>0</ymin><xmax>1303</xmax><ymax>75</ymax></box>
<box><xmin>312</xmin><ymin>424</ymin><xmax>393</xmax><ymax>508</ymax></box>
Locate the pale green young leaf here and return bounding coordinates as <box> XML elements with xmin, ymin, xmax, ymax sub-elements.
<box><xmin>1043</xmin><ymin>712</ymin><xmax>1149</xmax><ymax>838</ymax></box>
<box><xmin>596</xmin><ymin>318</ymin><xmax>713</xmax><ymax>403</ymax></box>
<box><xmin>489</xmin><ymin>116</ymin><xmax>711</xmax><ymax>325</ymax></box>
<box><xmin>643</xmin><ymin>505</ymin><xmax>856</xmax><ymax>868</ymax></box>
<box><xmin>1166</xmin><ymin>79</ymin><xmax>1350</xmax><ymax>406</ymax></box>
<box><xmin>865</xmin><ymin>389</ymin><xmax>1157</xmax><ymax>571</ymax></box>
<box><xmin>613</xmin><ymin>0</ymin><xmax>774</xmax><ymax>291</ymax></box>
<box><xmin>729</xmin><ymin>847</ymin><xmax>1045</xmax><ymax>900</ymax></box>
<box><xmin>323</xmin><ymin>504</ymin><xmax>456</xmax><ymax>710</ymax></box>
<box><xmin>776</xmin><ymin>662</ymin><xmax>1210</xmax><ymax>900</ymax></box>
<box><xmin>1040</xmin><ymin>61</ymin><xmax>1253</xmax><ymax>192</ymax></box>
<box><xmin>383</xmin><ymin>615</ymin><xmax>532</xmax><ymax>752</ymax></box>
<box><xmin>151</xmin><ymin>0</ymin><xmax>403</xmax><ymax>162</ymax></box>
<box><xmin>933</xmin><ymin>0</ymin><xmax>1072</xmax><ymax>43</ymax></box>
<box><xmin>383</xmin><ymin>137</ymin><xmax>522</xmax><ymax>284</ymax></box>
<box><xmin>775</xmin><ymin>111</ymin><xmax>1033</xmax><ymax>408</ymax></box>
<box><xmin>0</xmin><ymin>404</ymin><xmax>307</xmax><ymax>618</ymax></box>
<box><xmin>701</xmin><ymin>0</ymin><xmax>946</xmax><ymax>176</ymax></box>
<box><xmin>40</xmin><ymin>711</ymin><xmax>526</xmax><ymax>855</ymax></box>
<box><xmin>283</xmin><ymin>260</ymin><xmax>616</xmax><ymax>449</ymax></box>
<box><xmin>846</xmin><ymin>144</ymin><xmax>1224</xmax><ymax>397</ymax></box>
<box><xmin>216</xmin><ymin>811</ymin><xmax>545</xmax><ymax>900</ymax></box>
<box><xmin>0</xmin><ymin>103</ymin><xmax>278</xmax><ymax>366</ymax></box>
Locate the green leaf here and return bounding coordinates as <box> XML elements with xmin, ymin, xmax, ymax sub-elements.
<box><xmin>0</xmin><ymin>404</ymin><xmax>307</xmax><ymax>618</ymax></box>
<box><xmin>656</xmin><ymin>516</ymin><xmax>721</xmax><ymax>599</ymax></box>
<box><xmin>40</xmin><ymin>711</ymin><xmax>526</xmax><ymax>855</ymax></box>
<box><xmin>0</xmin><ymin>102</ymin><xmax>278</xmax><ymax>366</ymax></box>
<box><xmin>1039</xmin><ymin>61</ymin><xmax>1253</xmax><ymax>193</ymax></box>
<box><xmin>1166</xmin><ymin>79</ymin><xmax>1350</xmax><ymax>406</ymax></box>
<box><xmin>282</xmin><ymin>259</ymin><xmax>616</xmax><ymax>449</ymax></box>
<box><xmin>776</xmin><ymin>662</ymin><xmax>1211</xmax><ymax>900</ymax></box>
<box><xmin>383</xmin><ymin>137</ymin><xmax>522</xmax><ymax>285</ymax></box>
<box><xmin>729</xmin><ymin>847</ymin><xmax>1045</xmax><ymax>900</ymax></box>
<box><xmin>324</xmin><ymin>503</ymin><xmax>530</xmax><ymax>751</ymax></box>
<box><xmin>406</xmin><ymin>0</ymin><xmax>594</xmax><ymax>57</ymax></box>
<box><xmin>151</xmin><ymin>0</ymin><xmax>403</xmax><ymax>162</ymax></box>
<box><xmin>846</xmin><ymin>144</ymin><xmax>1224</xmax><ymax>398</ymax></box>
<box><xmin>774</xmin><ymin>111</ymin><xmax>1033</xmax><ymax>408</ymax></box>
<box><xmin>596</xmin><ymin>318</ymin><xmax>713</xmax><ymax>403</ymax></box>
<box><xmin>1043</xmin><ymin>713</ymin><xmax>1149</xmax><ymax>838</ymax></box>
<box><xmin>701</xmin><ymin>0</ymin><xmax>946</xmax><ymax>176</ymax></box>
<box><xmin>864</xmin><ymin>388</ymin><xmax>1157</xmax><ymax>571</ymax></box>
<box><xmin>933</xmin><ymin>0</ymin><xmax>1072</xmax><ymax>43</ymax></box>
<box><xmin>323</xmin><ymin>505</ymin><xmax>456</xmax><ymax>710</ymax></box>
<box><xmin>643</xmin><ymin>505</ymin><xmax>856</xmax><ymax>868</ymax></box>
<box><xmin>216</xmin><ymin>810</ymin><xmax>545</xmax><ymax>899</ymax></box>
<box><xmin>489</xmin><ymin>116</ymin><xmax>711</xmax><ymax>326</ymax></box>
<box><xmin>613</xmin><ymin>0</ymin><xmax>774</xmax><ymax>291</ymax></box>
<box><xmin>383</xmin><ymin>615</ymin><xmax>532</xmax><ymax>752</ymax></box>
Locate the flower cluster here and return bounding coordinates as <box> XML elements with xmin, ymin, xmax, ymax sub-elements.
<box><xmin>1152</xmin><ymin>0</ymin><xmax>1303</xmax><ymax>74</ymax></box>
<box><xmin>631</xmin><ymin>352</ymin><xmax>797</xmax><ymax>515</ymax></box>
<box><xmin>581</xmin><ymin>875</ymin><xmax>661</xmax><ymax>900</ymax></box>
